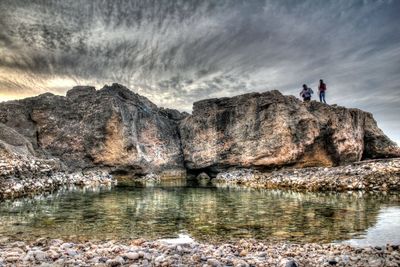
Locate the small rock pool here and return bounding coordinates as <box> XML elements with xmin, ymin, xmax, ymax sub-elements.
<box><xmin>0</xmin><ymin>179</ymin><xmax>399</xmax><ymax>246</ymax></box>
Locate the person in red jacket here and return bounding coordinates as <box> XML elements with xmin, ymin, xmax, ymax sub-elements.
<box><xmin>318</xmin><ymin>79</ymin><xmax>327</xmax><ymax>104</ymax></box>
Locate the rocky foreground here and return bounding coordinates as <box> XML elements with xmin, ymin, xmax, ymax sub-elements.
<box><xmin>0</xmin><ymin>237</ymin><xmax>399</xmax><ymax>267</ymax></box>
<box><xmin>214</xmin><ymin>158</ymin><xmax>400</xmax><ymax>191</ymax></box>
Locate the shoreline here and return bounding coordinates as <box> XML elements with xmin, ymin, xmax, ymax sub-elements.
<box><xmin>0</xmin><ymin>168</ymin><xmax>116</xmax><ymax>200</ymax></box>
<box><xmin>1</xmin><ymin>158</ymin><xmax>400</xmax><ymax>200</ymax></box>
<box><xmin>0</xmin><ymin>237</ymin><xmax>399</xmax><ymax>267</ymax></box>
<box><xmin>214</xmin><ymin>158</ymin><xmax>400</xmax><ymax>192</ymax></box>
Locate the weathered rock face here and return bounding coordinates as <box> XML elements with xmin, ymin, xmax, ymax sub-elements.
<box><xmin>1</xmin><ymin>86</ymin><xmax>398</xmax><ymax>181</ymax></box>
<box><xmin>179</xmin><ymin>90</ymin><xmax>399</xmax><ymax>173</ymax></box>
<box><xmin>0</xmin><ymin>84</ymin><xmax>186</xmax><ymax>177</ymax></box>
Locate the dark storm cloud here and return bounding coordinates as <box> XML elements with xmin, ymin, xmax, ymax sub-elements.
<box><xmin>0</xmin><ymin>0</ymin><xmax>399</xmax><ymax>143</ymax></box>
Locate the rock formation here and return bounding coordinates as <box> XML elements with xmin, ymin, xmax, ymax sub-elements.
<box><xmin>179</xmin><ymin>90</ymin><xmax>399</xmax><ymax>174</ymax></box>
<box><xmin>0</xmin><ymin>85</ymin><xmax>399</xmax><ymax>183</ymax></box>
<box><xmin>0</xmin><ymin>83</ymin><xmax>186</xmax><ymax>178</ymax></box>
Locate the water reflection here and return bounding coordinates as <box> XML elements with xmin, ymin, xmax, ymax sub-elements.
<box><xmin>0</xmin><ymin>182</ymin><xmax>399</xmax><ymax>244</ymax></box>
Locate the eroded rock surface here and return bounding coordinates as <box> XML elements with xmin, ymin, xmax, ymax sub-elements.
<box><xmin>179</xmin><ymin>90</ymin><xmax>399</xmax><ymax>173</ymax></box>
<box><xmin>1</xmin><ymin>86</ymin><xmax>398</xmax><ymax>187</ymax></box>
<box><xmin>0</xmin><ymin>83</ymin><xmax>185</xmax><ymax>177</ymax></box>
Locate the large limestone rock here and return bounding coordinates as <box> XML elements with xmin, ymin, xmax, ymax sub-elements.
<box><xmin>179</xmin><ymin>90</ymin><xmax>399</xmax><ymax>173</ymax></box>
<box><xmin>0</xmin><ymin>84</ymin><xmax>185</xmax><ymax>177</ymax></box>
<box><xmin>1</xmin><ymin>85</ymin><xmax>398</xmax><ymax>180</ymax></box>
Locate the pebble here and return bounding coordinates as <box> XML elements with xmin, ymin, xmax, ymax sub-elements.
<box><xmin>5</xmin><ymin>255</ymin><xmax>20</xmax><ymax>262</ymax></box>
<box><xmin>234</xmin><ymin>259</ymin><xmax>249</xmax><ymax>267</ymax></box>
<box><xmin>155</xmin><ymin>255</ymin><xmax>165</xmax><ymax>265</ymax></box>
<box><xmin>125</xmin><ymin>252</ymin><xmax>140</xmax><ymax>260</ymax></box>
<box><xmin>368</xmin><ymin>259</ymin><xmax>383</xmax><ymax>267</ymax></box>
<box><xmin>239</xmin><ymin>249</ymin><xmax>248</xmax><ymax>257</ymax></box>
<box><xmin>66</xmin><ymin>249</ymin><xmax>78</xmax><ymax>256</ymax></box>
<box><xmin>207</xmin><ymin>258</ymin><xmax>221</xmax><ymax>267</ymax></box>
<box><xmin>285</xmin><ymin>260</ymin><xmax>299</xmax><ymax>267</ymax></box>
<box><xmin>34</xmin><ymin>250</ymin><xmax>47</xmax><ymax>261</ymax></box>
<box><xmin>46</xmin><ymin>250</ymin><xmax>60</xmax><ymax>260</ymax></box>
<box><xmin>106</xmin><ymin>258</ymin><xmax>122</xmax><ymax>267</ymax></box>
<box><xmin>99</xmin><ymin>256</ymin><xmax>108</xmax><ymax>263</ymax></box>
<box><xmin>328</xmin><ymin>258</ymin><xmax>338</xmax><ymax>265</ymax></box>
<box><xmin>60</xmin><ymin>242</ymin><xmax>74</xmax><ymax>249</ymax></box>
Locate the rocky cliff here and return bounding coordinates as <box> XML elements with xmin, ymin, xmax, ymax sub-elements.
<box><xmin>0</xmin><ymin>83</ymin><xmax>186</xmax><ymax>178</ymax></box>
<box><xmin>179</xmin><ymin>90</ymin><xmax>399</xmax><ymax>174</ymax></box>
<box><xmin>0</xmin><ymin>86</ymin><xmax>399</xmax><ymax>182</ymax></box>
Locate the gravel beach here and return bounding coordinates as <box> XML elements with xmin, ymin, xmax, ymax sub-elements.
<box><xmin>0</xmin><ymin>237</ymin><xmax>399</xmax><ymax>267</ymax></box>
<box><xmin>214</xmin><ymin>158</ymin><xmax>400</xmax><ymax>192</ymax></box>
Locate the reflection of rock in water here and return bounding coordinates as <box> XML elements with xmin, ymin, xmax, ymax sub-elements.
<box><xmin>315</xmin><ymin>207</ymin><xmax>335</xmax><ymax>217</ymax></box>
<box><xmin>114</xmin><ymin>174</ymin><xmax>188</xmax><ymax>187</ymax></box>
<box><xmin>0</xmin><ymin>187</ymin><xmax>399</xmax><ymax>243</ymax></box>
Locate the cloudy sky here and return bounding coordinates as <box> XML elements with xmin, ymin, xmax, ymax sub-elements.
<box><xmin>0</xmin><ymin>0</ymin><xmax>399</xmax><ymax>143</ymax></box>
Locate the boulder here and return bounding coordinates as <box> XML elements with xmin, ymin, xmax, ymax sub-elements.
<box><xmin>196</xmin><ymin>172</ymin><xmax>211</xmax><ymax>185</ymax></box>
<box><xmin>179</xmin><ymin>90</ymin><xmax>399</xmax><ymax>173</ymax></box>
<box><xmin>0</xmin><ymin>83</ymin><xmax>185</xmax><ymax>177</ymax></box>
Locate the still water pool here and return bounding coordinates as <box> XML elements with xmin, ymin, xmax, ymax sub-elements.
<box><xmin>0</xmin><ymin>180</ymin><xmax>399</xmax><ymax>245</ymax></box>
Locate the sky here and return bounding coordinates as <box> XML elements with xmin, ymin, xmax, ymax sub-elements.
<box><xmin>0</xmin><ymin>0</ymin><xmax>399</xmax><ymax>144</ymax></box>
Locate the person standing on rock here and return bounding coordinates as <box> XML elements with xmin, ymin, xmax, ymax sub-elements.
<box><xmin>300</xmin><ymin>84</ymin><xmax>313</xmax><ymax>102</ymax></box>
<box><xmin>318</xmin><ymin>79</ymin><xmax>327</xmax><ymax>104</ymax></box>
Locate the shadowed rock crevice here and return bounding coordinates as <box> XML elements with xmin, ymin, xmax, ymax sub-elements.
<box><xmin>294</xmin><ymin>136</ymin><xmax>336</xmax><ymax>168</ymax></box>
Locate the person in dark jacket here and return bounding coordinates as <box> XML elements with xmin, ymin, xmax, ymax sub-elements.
<box><xmin>299</xmin><ymin>84</ymin><xmax>313</xmax><ymax>102</ymax></box>
<box><xmin>318</xmin><ymin>79</ymin><xmax>327</xmax><ymax>104</ymax></box>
